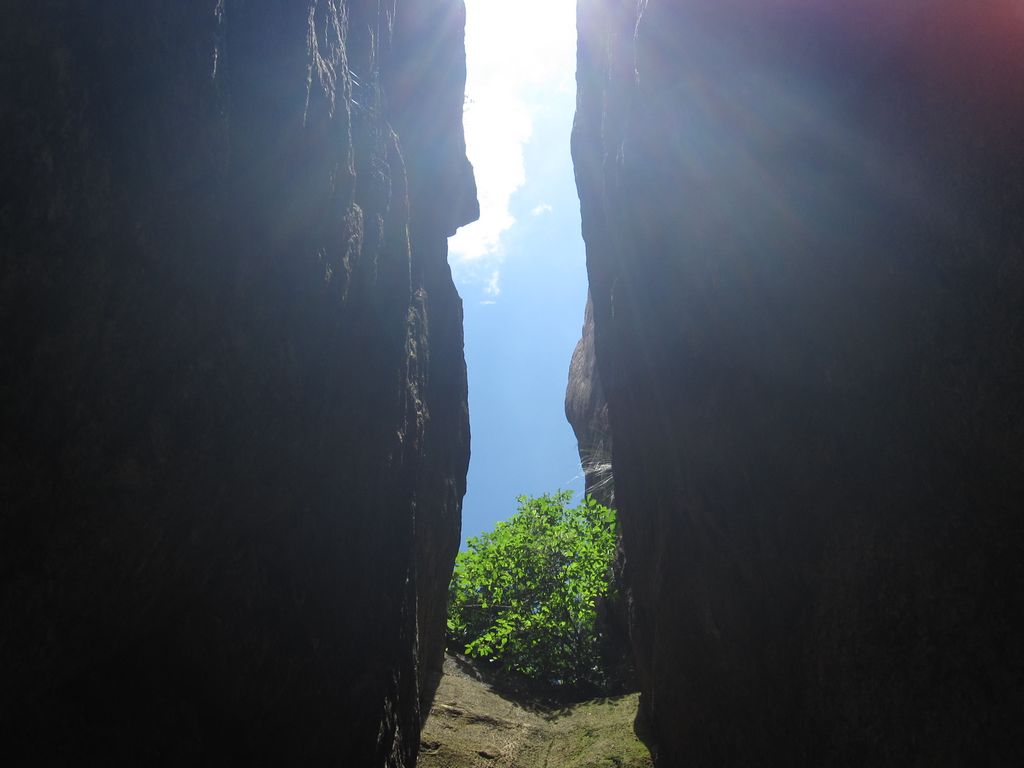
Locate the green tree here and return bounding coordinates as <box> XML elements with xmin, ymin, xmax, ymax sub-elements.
<box><xmin>447</xmin><ymin>492</ymin><xmax>617</xmax><ymax>690</ymax></box>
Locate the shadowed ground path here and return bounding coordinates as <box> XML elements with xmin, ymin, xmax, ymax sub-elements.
<box><xmin>419</xmin><ymin>655</ymin><xmax>652</xmax><ymax>768</ymax></box>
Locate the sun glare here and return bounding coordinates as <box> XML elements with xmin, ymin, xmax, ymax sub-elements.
<box><xmin>448</xmin><ymin>0</ymin><xmax>578</xmax><ymax>271</ymax></box>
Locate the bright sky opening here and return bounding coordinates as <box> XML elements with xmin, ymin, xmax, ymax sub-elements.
<box><xmin>449</xmin><ymin>0</ymin><xmax>578</xmax><ymax>278</ymax></box>
<box><xmin>450</xmin><ymin>0</ymin><xmax>589</xmax><ymax>543</ymax></box>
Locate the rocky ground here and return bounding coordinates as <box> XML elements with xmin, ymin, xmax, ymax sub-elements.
<box><xmin>419</xmin><ymin>655</ymin><xmax>652</xmax><ymax>768</ymax></box>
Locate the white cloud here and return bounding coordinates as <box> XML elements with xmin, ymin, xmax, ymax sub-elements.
<box><xmin>484</xmin><ymin>270</ymin><xmax>501</xmax><ymax>297</ymax></box>
<box><xmin>530</xmin><ymin>203</ymin><xmax>553</xmax><ymax>217</ymax></box>
<box><xmin>448</xmin><ymin>0</ymin><xmax>577</xmax><ymax>275</ymax></box>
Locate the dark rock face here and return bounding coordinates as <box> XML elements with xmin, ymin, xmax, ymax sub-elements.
<box><xmin>565</xmin><ymin>295</ymin><xmax>613</xmax><ymax>508</ymax></box>
<box><xmin>573</xmin><ymin>1</ymin><xmax>1024</xmax><ymax>764</ymax></box>
<box><xmin>0</xmin><ymin>1</ymin><xmax>476</xmax><ymax>764</ymax></box>
<box><xmin>567</xmin><ymin>296</ymin><xmax>635</xmax><ymax>693</ymax></box>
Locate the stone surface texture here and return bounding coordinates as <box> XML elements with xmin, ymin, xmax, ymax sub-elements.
<box><xmin>565</xmin><ymin>295</ymin><xmax>613</xmax><ymax>508</ymax></box>
<box><xmin>566</xmin><ymin>296</ymin><xmax>635</xmax><ymax>692</ymax></box>
<box><xmin>572</xmin><ymin>1</ymin><xmax>1024</xmax><ymax>764</ymax></box>
<box><xmin>0</xmin><ymin>1</ymin><xmax>476</xmax><ymax>764</ymax></box>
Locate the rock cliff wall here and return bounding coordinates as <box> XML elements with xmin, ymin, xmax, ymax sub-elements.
<box><xmin>572</xmin><ymin>1</ymin><xmax>1024</xmax><ymax>764</ymax></box>
<box><xmin>567</xmin><ymin>297</ymin><xmax>636</xmax><ymax>693</ymax></box>
<box><xmin>565</xmin><ymin>296</ymin><xmax>613</xmax><ymax>508</ymax></box>
<box><xmin>0</xmin><ymin>1</ymin><xmax>476</xmax><ymax>764</ymax></box>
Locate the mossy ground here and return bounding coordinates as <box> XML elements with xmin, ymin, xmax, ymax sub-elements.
<box><xmin>419</xmin><ymin>656</ymin><xmax>652</xmax><ymax>768</ymax></box>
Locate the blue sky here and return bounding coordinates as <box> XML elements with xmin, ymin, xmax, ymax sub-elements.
<box><xmin>448</xmin><ymin>0</ymin><xmax>587</xmax><ymax>544</ymax></box>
